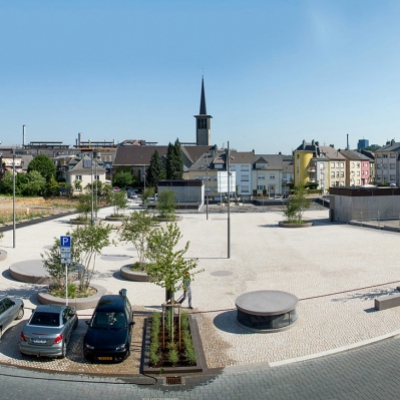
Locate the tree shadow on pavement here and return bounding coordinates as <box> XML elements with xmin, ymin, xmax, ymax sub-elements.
<box><xmin>0</xmin><ymin>284</ymin><xmax>45</xmax><ymax>306</ymax></box>
<box><xmin>331</xmin><ymin>287</ymin><xmax>400</xmax><ymax>303</ymax></box>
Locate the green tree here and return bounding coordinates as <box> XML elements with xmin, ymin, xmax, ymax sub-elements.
<box><xmin>74</xmin><ymin>180</ymin><xmax>82</xmax><ymax>193</ymax></box>
<box><xmin>101</xmin><ymin>184</ymin><xmax>113</xmax><ymax>204</ymax></box>
<box><xmin>166</xmin><ymin>139</ymin><xmax>184</xmax><ymax>180</ymax></box>
<box><xmin>0</xmin><ymin>171</ymin><xmax>13</xmax><ymax>194</ymax></box>
<box><xmin>22</xmin><ymin>170</ymin><xmax>46</xmax><ymax>196</ymax></box>
<box><xmin>71</xmin><ymin>223</ymin><xmax>112</xmax><ymax>291</ymax></box>
<box><xmin>41</xmin><ymin>237</ymin><xmax>80</xmax><ymax>288</ymax></box>
<box><xmin>146</xmin><ymin>223</ymin><xmax>198</xmax><ymax>302</ymax></box>
<box><xmin>119</xmin><ymin>211</ymin><xmax>155</xmax><ymax>271</ymax></box>
<box><xmin>112</xmin><ymin>171</ymin><xmax>132</xmax><ymax>188</ymax></box>
<box><xmin>142</xmin><ymin>187</ymin><xmax>155</xmax><ymax>206</ymax></box>
<box><xmin>156</xmin><ymin>189</ymin><xmax>177</xmax><ymax>218</ymax></box>
<box><xmin>111</xmin><ymin>190</ymin><xmax>128</xmax><ymax>216</ymax></box>
<box><xmin>76</xmin><ymin>193</ymin><xmax>98</xmax><ymax>221</ymax></box>
<box><xmin>147</xmin><ymin>150</ymin><xmax>165</xmax><ymax>188</ymax></box>
<box><xmin>45</xmin><ymin>175</ymin><xmax>60</xmax><ymax>197</ymax></box>
<box><xmin>27</xmin><ymin>154</ymin><xmax>56</xmax><ymax>181</ymax></box>
<box><xmin>283</xmin><ymin>184</ymin><xmax>311</xmax><ymax>223</ymax></box>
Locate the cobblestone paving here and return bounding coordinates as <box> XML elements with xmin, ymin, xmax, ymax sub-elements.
<box><xmin>1</xmin><ymin>336</ymin><xmax>400</xmax><ymax>399</ymax></box>
<box><xmin>2</xmin><ymin>206</ymin><xmax>400</xmax><ymax>375</ymax></box>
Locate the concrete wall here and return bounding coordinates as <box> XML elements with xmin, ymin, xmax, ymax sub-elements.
<box><xmin>330</xmin><ymin>194</ymin><xmax>400</xmax><ymax>222</ymax></box>
<box><xmin>158</xmin><ymin>180</ymin><xmax>204</xmax><ymax>206</ymax></box>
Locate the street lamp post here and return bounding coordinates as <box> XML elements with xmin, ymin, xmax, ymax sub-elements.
<box><xmin>90</xmin><ymin>151</ymin><xmax>94</xmax><ymax>225</ymax></box>
<box><xmin>94</xmin><ymin>151</ymin><xmax>98</xmax><ymax>219</ymax></box>
<box><xmin>227</xmin><ymin>141</ymin><xmax>231</xmax><ymax>259</ymax></box>
<box><xmin>12</xmin><ymin>148</ymin><xmax>16</xmax><ymax>248</ymax></box>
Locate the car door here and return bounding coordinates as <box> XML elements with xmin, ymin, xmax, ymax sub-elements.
<box><xmin>0</xmin><ymin>302</ymin><xmax>6</xmax><ymax>329</ymax></box>
<box><xmin>62</xmin><ymin>307</ymin><xmax>74</xmax><ymax>341</ymax></box>
<box><xmin>1</xmin><ymin>299</ymin><xmax>14</xmax><ymax>328</ymax></box>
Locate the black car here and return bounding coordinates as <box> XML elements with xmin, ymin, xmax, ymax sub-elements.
<box><xmin>83</xmin><ymin>292</ymin><xmax>134</xmax><ymax>362</ymax></box>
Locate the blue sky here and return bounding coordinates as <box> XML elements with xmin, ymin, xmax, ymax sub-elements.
<box><xmin>1</xmin><ymin>0</ymin><xmax>400</xmax><ymax>154</ymax></box>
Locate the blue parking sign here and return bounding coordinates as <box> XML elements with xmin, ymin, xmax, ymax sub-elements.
<box><xmin>60</xmin><ymin>236</ymin><xmax>71</xmax><ymax>248</ymax></box>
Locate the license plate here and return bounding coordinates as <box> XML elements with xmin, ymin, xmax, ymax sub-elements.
<box><xmin>32</xmin><ymin>339</ymin><xmax>46</xmax><ymax>344</ymax></box>
<box><xmin>98</xmin><ymin>357</ymin><xmax>113</xmax><ymax>361</ymax></box>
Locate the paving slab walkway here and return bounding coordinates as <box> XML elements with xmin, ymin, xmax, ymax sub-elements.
<box><xmin>1</xmin><ymin>205</ymin><xmax>400</xmax><ymax>374</ymax></box>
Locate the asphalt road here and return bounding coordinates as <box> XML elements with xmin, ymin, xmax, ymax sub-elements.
<box><xmin>1</xmin><ymin>334</ymin><xmax>400</xmax><ymax>399</ymax></box>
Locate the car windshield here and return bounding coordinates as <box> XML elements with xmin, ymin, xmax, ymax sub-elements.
<box><xmin>91</xmin><ymin>311</ymin><xmax>126</xmax><ymax>329</ymax></box>
<box><xmin>30</xmin><ymin>312</ymin><xmax>60</xmax><ymax>327</ymax></box>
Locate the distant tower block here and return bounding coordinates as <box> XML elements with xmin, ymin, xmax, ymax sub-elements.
<box><xmin>194</xmin><ymin>76</ymin><xmax>212</xmax><ymax>145</ymax></box>
<box><xmin>23</xmin><ymin>125</ymin><xmax>26</xmax><ymax>147</ymax></box>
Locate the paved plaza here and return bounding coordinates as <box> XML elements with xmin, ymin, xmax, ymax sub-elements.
<box><xmin>1</xmin><ymin>203</ymin><xmax>400</xmax><ymax>375</ymax></box>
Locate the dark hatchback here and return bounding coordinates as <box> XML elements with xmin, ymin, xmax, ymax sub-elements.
<box><xmin>83</xmin><ymin>294</ymin><xmax>134</xmax><ymax>362</ymax></box>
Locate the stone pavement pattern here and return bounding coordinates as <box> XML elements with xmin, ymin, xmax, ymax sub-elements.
<box><xmin>0</xmin><ymin>335</ymin><xmax>400</xmax><ymax>399</ymax></box>
<box><xmin>1</xmin><ymin>205</ymin><xmax>400</xmax><ymax>373</ymax></box>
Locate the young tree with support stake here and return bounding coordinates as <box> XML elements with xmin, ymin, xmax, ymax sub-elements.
<box><xmin>145</xmin><ymin>222</ymin><xmax>201</xmax><ymax>353</ymax></box>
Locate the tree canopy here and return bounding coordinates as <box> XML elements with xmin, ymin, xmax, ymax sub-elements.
<box><xmin>147</xmin><ymin>150</ymin><xmax>165</xmax><ymax>188</ymax></box>
<box><xmin>27</xmin><ymin>154</ymin><xmax>56</xmax><ymax>181</ymax></box>
<box><xmin>112</xmin><ymin>170</ymin><xmax>132</xmax><ymax>188</ymax></box>
<box><xmin>166</xmin><ymin>139</ymin><xmax>183</xmax><ymax>180</ymax></box>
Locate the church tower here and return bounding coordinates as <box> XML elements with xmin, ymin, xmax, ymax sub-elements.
<box><xmin>194</xmin><ymin>77</ymin><xmax>212</xmax><ymax>145</ymax></box>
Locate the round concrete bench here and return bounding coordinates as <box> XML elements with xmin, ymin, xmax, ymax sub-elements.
<box><xmin>9</xmin><ymin>260</ymin><xmax>51</xmax><ymax>284</ymax></box>
<box><xmin>38</xmin><ymin>284</ymin><xmax>107</xmax><ymax>310</ymax></box>
<box><xmin>120</xmin><ymin>265</ymin><xmax>157</xmax><ymax>282</ymax></box>
<box><xmin>235</xmin><ymin>290</ymin><xmax>298</xmax><ymax>333</ymax></box>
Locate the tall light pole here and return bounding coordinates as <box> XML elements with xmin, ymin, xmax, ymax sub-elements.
<box><xmin>94</xmin><ymin>151</ymin><xmax>98</xmax><ymax>219</ymax></box>
<box><xmin>90</xmin><ymin>150</ymin><xmax>94</xmax><ymax>225</ymax></box>
<box><xmin>203</xmin><ymin>154</ymin><xmax>209</xmax><ymax>220</ymax></box>
<box><xmin>12</xmin><ymin>148</ymin><xmax>16</xmax><ymax>248</ymax></box>
<box><xmin>227</xmin><ymin>141</ymin><xmax>231</xmax><ymax>259</ymax></box>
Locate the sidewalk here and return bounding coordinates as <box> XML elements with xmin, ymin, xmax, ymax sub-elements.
<box><xmin>1</xmin><ymin>206</ymin><xmax>400</xmax><ymax>374</ymax></box>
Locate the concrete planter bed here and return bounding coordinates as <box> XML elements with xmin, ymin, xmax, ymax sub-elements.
<box><xmin>154</xmin><ymin>216</ymin><xmax>182</xmax><ymax>222</ymax></box>
<box><xmin>38</xmin><ymin>283</ymin><xmax>107</xmax><ymax>310</ymax></box>
<box><xmin>279</xmin><ymin>221</ymin><xmax>313</xmax><ymax>228</ymax></box>
<box><xmin>120</xmin><ymin>265</ymin><xmax>157</xmax><ymax>282</ymax></box>
<box><xmin>142</xmin><ymin>315</ymin><xmax>206</xmax><ymax>375</ymax></box>
<box><xmin>104</xmin><ymin>215</ymin><xmax>125</xmax><ymax>221</ymax></box>
<box><xmin>69</xmin><ymin>219</ymin><xmax>90</xmax><ymax>225</ymax></box>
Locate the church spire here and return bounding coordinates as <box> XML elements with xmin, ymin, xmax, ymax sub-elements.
<box><xmin>199</xmin><ymin>76</ymin><xmax>207</xmax><ymax>115</ymax></box>
<box><xmin>194</xmin><ymin>76</ymin><xmax>212</xmax><ymax>146</ymax></box>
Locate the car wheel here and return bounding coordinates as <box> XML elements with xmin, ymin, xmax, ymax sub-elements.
<box><xmin>15</xmin><ymin>307</ymin><xmax>24</xmax><ymax>320</ymax></box>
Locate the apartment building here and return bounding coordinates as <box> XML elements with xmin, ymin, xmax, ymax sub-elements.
<box><xmin>375</xmin><ymin>140</ymin><xmax>400</xmax><ymax>186</ymax></box>
<box><xmin>339</xmin><ymin>149</ymin><xmax>370</xmax><ymax>186</ymax></box>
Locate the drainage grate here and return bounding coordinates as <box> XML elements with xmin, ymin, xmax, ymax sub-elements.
<box><xmin>165</xmin><ymin>376</ymin><xmax>183</xmax><ymax>385</ymax></box>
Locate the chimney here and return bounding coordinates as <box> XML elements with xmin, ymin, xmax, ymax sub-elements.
<box><xmin>311</xmin><ymin>139</ymin><xmax>315</xmax><ymax>146</ymax></box>
<box><xmin>302</xmin><ymin>140</ymin><xmax>306</xmax><ymax>150</ymax></box>
<box><xmin>315</xmin><ymin>141</ymin><xmax>319</xmax><ymax>146</ymax></box>
<box><xmin>22</xmin><ymin>125</ymin><xmax>26</xmax><ymax>147</ymax></box>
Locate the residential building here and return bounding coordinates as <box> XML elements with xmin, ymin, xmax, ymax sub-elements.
<box><xmin>374</xmin><ymin>140</ymin><xmax>400</xmax><ymax>186</ymax></box>
<box><xmin>339</xmin><ymin>150</ymin><xmax>370</xmax><ymax>186</ymax></box>
<box><xmin>319</xmin><ymin>146</ymin><xmax>346</xmax><ymax>187</ymax></box>
<box><xmin>65</xmin><ymin>155</ymin><xmax>106</xmax><ymax>193</ymax></box>
<box><xmin>253</xmin><ymin>154</ymin><xmax>292</xmax><ymax>197</ymax></box>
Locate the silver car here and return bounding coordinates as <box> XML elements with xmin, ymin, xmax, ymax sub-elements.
<box><xmin>19</xmin><ymin>304</ymin><xmax>78</xmax><ymax>358</ymax></box>
<box><xmin>0</xmin><ymin>296</ymin><xmax>24</xmax><ymax>336</ymax></box>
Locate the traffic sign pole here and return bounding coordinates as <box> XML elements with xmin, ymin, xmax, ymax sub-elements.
<box><xmin>60</xmin><ymin>236</ymin><xmax>72</xmax><ymax>306</ymax></box>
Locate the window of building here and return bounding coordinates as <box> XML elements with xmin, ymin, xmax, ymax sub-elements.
<box><xmin>390</xmin><ymin>153</ymin><xmax>396</xmax><ymax>158</ymax></box>
<box><xmin>75</xmin><ymin>175</ymin><xmax>82</xmax><ymax>181</ymax></box>
<box><xmin>331</xmin><ymin>162</ymin><xmax>335</xmax><ymax>168</ymax></box>
<box><xmin>95</xmin><ymin>175</ymin><xmax>100</xmax><ymax>180</ymax></box>
<box><xmin>258</xmin><ymin>175</ymin><xmax>265</xmax><ymax>179</ymax></box>
<box><xmin>351</xmin><ymin>162</ymin><xmax>355</xmax><ymax>168</ymax></box>
<box><xmin>376</xmin><ymin>154</ymin><xmax>382</xmax><ymax>158</ymax></box>
<box><xmin>357</xmin><ymin>171</ymin><xmax>360</xmax><ymax>176</ymax></box>
<box><xmin>270</xmin><ymin>174</ymin><xmax>275</xmax><ymax>179</ymax></box>
<box><xmin>336</xmin><ymin>172</ymin><xmax>339</xmax><ymax>177</ymax></box>
<box><xmin>331</xmin><ymin>172</ymin><xmax>335</xmax><ymax>178</ymax></box>
<box><xmin>241</xmin><ymin>175</ymin><xmax>249</xmax><ymax>182</ymax></box>
<box><xmin>241</xmin><ymin>186</ymin><xmax>250</xmax><ymax>193</ymax></box>
<box><xmin>357</xmin><ymin>179</ymin><xmax>360</xmax><ymax>184</ymax></box>
<box><xmin>336</xmin><ymin>162</ymin><xmax>339</xmax><ymax>168</ymax></box>
<box><xmin>257</xmin><ymin>185</ymin><xmax>265</xmax><ymax>190</ymax></box>
<box><xmin>357</xmin><ymin>163</ymin><xmax>360</xmax><ymax>168</ymax></box>
<box><xmin>383</xmin><ymin>154</ymin><xmax>388</xmax><ymax>158</ymax></box>
<box><xmin>257</xmin><ymin>164</ymin><xmax>265</xmax><ymax>169</ymax></box>
<box><xmin>340</xmin><ymin>171</ymin><xmax>344</xmax><ymax>177</ymax></box>
<box><xmin>390</xmin><ymin>164</ymin><xmax>396</xmax><ymax>170</ymax></box>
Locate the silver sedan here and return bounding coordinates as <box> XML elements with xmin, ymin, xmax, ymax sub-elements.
<box><xmin>19</xmin><ymin>304</ymin><xmax>78</xmax><ymax>358</ymax></box>
<box><xmin>0</xmin><ymin>296</ymin><xmax>24</xmax><ymax>337</ymax></box>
